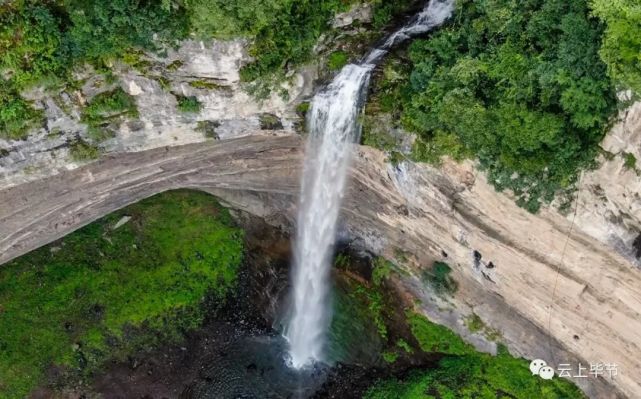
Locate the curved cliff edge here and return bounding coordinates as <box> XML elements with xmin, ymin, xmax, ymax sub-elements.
<box><xmin>1</xmin><ymin>131</ymin><xmax>640</xmax><ymax>398</ymax></box>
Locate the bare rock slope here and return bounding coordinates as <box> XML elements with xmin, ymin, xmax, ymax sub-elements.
<box><xmin>1</xmin><ymin>133</ymin><xmax>639</xmax><ymax>398</ymax></box>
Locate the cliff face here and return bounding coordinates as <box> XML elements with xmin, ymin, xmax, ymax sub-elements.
<box><xmin>572</xmin><ymin>102</ymin><xmax>641</xmax><ymax>264</ymax></box>
<box><xmin>0</xmin><ymin>39</ymin><xmax>313</xmax><ymax>188</ymax></box>
<box><xmin>1</xmin><ymin>133</ymin><xmax>640</xmax><ymax>398</ymax></box>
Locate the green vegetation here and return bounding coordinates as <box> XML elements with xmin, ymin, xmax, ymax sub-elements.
<box><xmin>366</xmin><ymin>0</ymin><xmax>621</xmax><ymax>212</ymax></box>
<box><xmin>0</xmin><ymin>87</ymin><xmax>43</xmax><ymax>140</ymax></box>
<box><xmin>0</xmin><ymin>0</ymin><xmax>186</xmax><ymax>139</ymax></box>
<box><xmin>258</xmin><ymin>113</ymin><xmax>283</xmax><ymax>130</ymax></box>
<box><xmin>362</xmin><ymin>60</ymin><xmax>410</xmax><ymax>152</ymax></box>
<box><xmin>327</xmin><ymin>50</ymin><xmax>349</xmax><ymax>71</ymax></box>
<box><xmin>372</xmin><ymin>256</ymin><xmax>394</xmax><ymax>286</ymax></box>
<box><xmin>196</xmin><ymin>120</ymin><xmax>221</xmax><ymax>139</ymax></box>
<box><xmin>0</xmin><ymin>190</ymin><xmax>243</xmax><ymax>398</ymax></box>
<box><xmin>329</xmin><ymin>254</ymin><xmax>403</xmax><ymax>364</ymax></box>
<box><xmin>189</xmin><ymin>80</ymin><xmax>223</xmax><ymax>90</ymax></box>
<box><xmin>81</xmin><ymin>88</ymin><xmax>139</xmax><ymax>141</ymax></box>
<box><xmin>366</xmin><ymin>314</ymin><xmax>585</xmax><ymax>399</ymax></box>
<box><xmin>591</xmin><ymin>0</ymin><xmax>641</xmax><ymax>94</ymax></box>
<box><xmin>421</xmin><ymin>261</ymin><xmax>457</xmax><ymax>295</ymax></box>
<box><xmin>396</xmin><ymin>338</ymin><xmax>413</xmax><ymax>354</ymax></box>
<box><xmin>328</xmin><ymin>277</ymin><xmax>387</xmax><ymax>364</ymax></box>
<box><xmin>465</xmin><ymin>313</ymin><xmax>502</xmax><ymax>341</ymax></box>
<box><xmin>176</xmin><ymin>95</ymin><xmax>202</xmax><ymax>113</ymax></box>
<box><xmin>330</xmin><ymin>254</ymin><xmax>582</xmax><ymax>398</ymax></box>
<box><xmin>623</xmin><ymin>152</ymin><xmax>637</xmax><ymax>170</ymax></box>
<box><xmin>69</xmin><ymin>139</ymin><xmax>100</xmax><ymax>161</ymax></box>
<box><xmin>408</xmin><ymin>312</ymin><xmax>472</xmax><ymax>356</ymax></box>
<box><xmin>370</xmin><ymin>0</ymin><xmax>417</xmax><ymax>30</ymax></box>
<box><xmin>382</xmin><ymin>351</ymin><xmax>399</xmax><ymax>363</ymax></box>
<box><xmin>296</xmin><ymin>101</ymin><xmax>311</xmax><ymax>116</ymax></box>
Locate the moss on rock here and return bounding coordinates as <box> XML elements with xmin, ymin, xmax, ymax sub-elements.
<box><xmin>0</xmin><ymin>190</ymin><xmax>244</xmax><ymax>398</ymax></box>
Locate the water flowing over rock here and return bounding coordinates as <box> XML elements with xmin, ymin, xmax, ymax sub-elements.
<box><xmin>285</xmin><ymin>0</ymin><xmax>455</xmax><ymax>368</ymax></box>
<box><xmin>285</xmin><ymin>64</ymin><xmax>373</xmax><ymax>367</ymax></box>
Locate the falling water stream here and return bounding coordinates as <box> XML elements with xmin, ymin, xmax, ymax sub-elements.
<box><xmin>285</xmin><ymin>0</ymin><xmax>455</xmax><ymax>368</ymax></box>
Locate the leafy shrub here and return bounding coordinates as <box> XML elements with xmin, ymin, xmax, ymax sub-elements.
<box><xmin>327</xmin><ymin>50</ymin><xmax>349</xmax><ymax>71</ymax></box>
<box><xmin>623</xmin><ymin>152</ymin><xmax>637</xmax><ymax>170</ymax></box>
<box><xmin>82</xmin><ymin>88</ymin><xmax>138</xmax><ymax>124</ymax></box>
<box><xmin>69</xmin><ymin>139</ymin><xmax>100</xmax><ymax>161</ymax></box>
<box><xmin>0</xmin><ymin>87</ymin><xmax>43</xmax><ymax>140</ymax></box>
<box><xmin>81</xmin><ymin>87</ymin><xmax>138</xmax><ymax>141</ymax></box>
<box><xmin>591</xmin><ymin>0</ymin><xmax>641</xmax><ymax>94</ymax></box>
<box><xmin>64</xmin><ymin>0</ymin><xmax>188</xmax><ymax>64</ymax></box>
<box><xmin>177</xmin><ymin>95</ymin><xmax>202</xmax><ymax>113</ymax></box>
<box><xmin>372</xmin><ymin>256</ymin><xmax>393</xmax><ymax>286</ymax></box>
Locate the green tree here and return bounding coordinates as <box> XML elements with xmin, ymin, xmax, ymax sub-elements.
<box><xmin>395</xmin><ymin>0</ymin><xmax>617</xmax><ymax>211</ymax></box>
<box><xmin>591</xmin><ymin>0</ymin><xmax>641</xmax><ymax>94</ymax></box>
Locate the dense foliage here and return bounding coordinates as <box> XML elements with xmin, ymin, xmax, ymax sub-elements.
<box><xmin>0</xmin><ymin>190</ymin><xmax>244</xmax><ymax>398</ymax></box>
<box><xmin>366</xmin><ymin>313</ymin><xmax>585</xmax><ymax>399</ymax></box>
<box><xmin>0</xmin><ymin>0</ymin><xmax>186</xmax><ymax>139</ymax></box>
<box><xmin>0</xmin><ymin>86</ymin><xmax>43</xmax><ymax>139</ymax></box>
<box><xmin>591</xmin><ymin>0</ymin><xmax>641</xmax><ymax>94</ymax></box>
<box><xmin>403</xmin><ymin>0</ymin><xmax>618</xmax><ymax>211</ymax></box>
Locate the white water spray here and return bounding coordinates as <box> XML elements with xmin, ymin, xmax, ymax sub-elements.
<box><xmin>285</xmin><ymin>0</ymin><xmax>455</xmax><ymax>368</ymax></box>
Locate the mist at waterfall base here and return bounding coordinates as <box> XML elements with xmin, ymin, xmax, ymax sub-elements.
<box><xmin>284</xmin><ymin>0</ymin><xmax>455</xmax><ymax>369</ymax></box>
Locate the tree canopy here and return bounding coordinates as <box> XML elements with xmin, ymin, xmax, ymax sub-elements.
<box><xmin>395</xmin><ymin>0</ymin><xmax>618</xmax><ymax>211</ymax></box>
<box><xmin>591</xmin><ymin>0</ymin><xmax>641</xmax><ymax>94</ymax></box>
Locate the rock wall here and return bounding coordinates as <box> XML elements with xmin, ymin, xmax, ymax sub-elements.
<box><xmin>0</xmin><ymin>39</ymin><xmax>313</xmax><ymax>188</ymax></box>
<box><xmin>1</xmin><ymin>133</ymin><xmax>639</xmax><ymax>398</ymax></box>
<box><xmin>570</xmin><ymin>102</ymin><xmax>641</xmax><ymax>264</ymax></box>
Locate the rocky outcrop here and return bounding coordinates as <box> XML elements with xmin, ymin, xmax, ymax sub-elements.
<box><xmin>333</xmin><ymin>3</ymin><xmax>373</xmax><ymax>28</ymax></box>
<box><xmin>0</xmin><ymin>39</ymin><xmax>313</xmax><ymax>188</ymax></box>
<box><xmin>0</xmin><ymin>133</ymin><xmax>639</xmax><ymax>398</ymax></box>
<box><xmin>569</xmin><ymin>102</ymin><xmax>641</xmax><ymax>264</ymax></box>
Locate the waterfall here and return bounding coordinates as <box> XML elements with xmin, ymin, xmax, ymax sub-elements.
<box><xmin>285</xmin><ymin>0</ymin><xmax>455</xmax><ymax>369</ymax></box>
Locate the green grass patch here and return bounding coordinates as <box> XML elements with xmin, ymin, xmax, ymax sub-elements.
<box><xmin>366</xmin><ymin>314</ymin><xmax>585</xmax><ymax>399</ymax></box>
<box><xmin>408</xmin><ymin>312</ymin><xmax>473</xmax><ymax>356</ymax></box>
<box><xmin>327</xmin><ymin>50</ymin><xmax>349</xmax><ymax>71</ymax></box>
<box><xmin>365</xmin><ymin>349</ymin><xmax>585</xmax><ymax>399</ymax></box>
<box><xmin>372</xmin><ymin>256</ymin><xmax>394</xmax><ymax>286</ymax></box>
<box><xmin>0</xmin><ymin>190</ymin><xmax>243</xmax><ymax>398</ymax></box>
<box><xmin>327</xmin><ymin>277</ymin><xmax>387</xmax><ymax>364</ymax></box>
<box><xmin>177</xmin><ymin>95</ymin><xmax>202</xmax><ymax>113</ymax></box>
<box><xmin>189</xmin><ymin>80</ymin><xmax>223</xmax><ymax>90</ymax></box>
<box><xmin>296</xmin><ymin>102</ymin><xmax>310</xmax><ymax>116</ymax></box>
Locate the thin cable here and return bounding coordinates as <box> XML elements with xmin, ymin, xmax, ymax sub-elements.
<box><xmin>546</xmin><ymin>171</ymin><xmax>584</xmax><ymax>365</ymax></box>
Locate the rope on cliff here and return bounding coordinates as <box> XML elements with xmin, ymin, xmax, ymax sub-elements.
<box><xmin>546</xmin><ymin>170</ymin><xmax>584</xmax><ymax>365</ymax></box>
